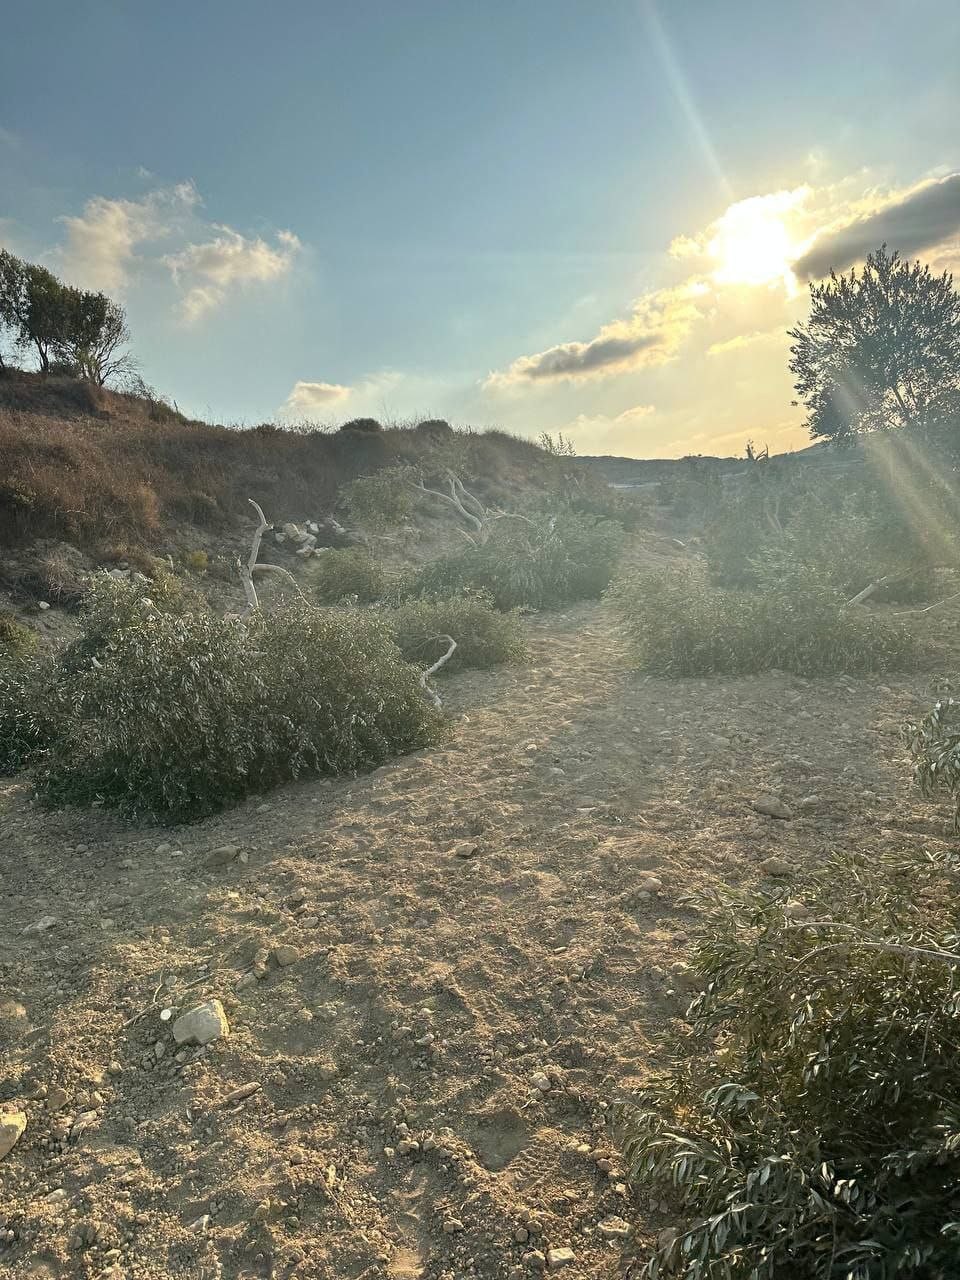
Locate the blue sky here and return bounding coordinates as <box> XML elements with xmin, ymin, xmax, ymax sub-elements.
<box><xmin>2</xmin><ymin>0</ymin><xmax>959</xmax><ymax>455</ymax></box>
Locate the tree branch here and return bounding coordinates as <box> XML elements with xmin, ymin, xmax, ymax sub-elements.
<box><xmin>419</xmin><ymin>635</ymin><xmax>457</xmax><ymax>709</ymax></box>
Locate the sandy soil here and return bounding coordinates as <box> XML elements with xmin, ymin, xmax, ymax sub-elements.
<box><xmin>0</xmin><ymin>597</ymin><xmax>953</xmax><ymax>1280</ymax></box>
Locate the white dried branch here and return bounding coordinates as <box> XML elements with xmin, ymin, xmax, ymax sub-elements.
<box><xmin>239</xmin><ymin>499</ymin><xmax>310</xmax><ymax>615</ymax></box>
<box><xmin>420</xmin><ymin>634</ymin><xmax>457</xmax><ymax>709</ymax></box>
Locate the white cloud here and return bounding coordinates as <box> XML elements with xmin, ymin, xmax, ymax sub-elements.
<box><xmin>706</xmin><ymin>329</ymin><xmax>788</xmax><ymax>358</ymax></box>
<box><xmin>165</xmin><ymin>226</ymin><xmax>301</xmax><ymax>322</ymax></box>
<box><xmin>58</xmin><ymin>182</ymin><xmax>199</xmax><ymax>293</ymax></box>
<box><xmin>282</xmin><ymin>380</ymin><xmax>352</xmax><ymax>415</ymax></box>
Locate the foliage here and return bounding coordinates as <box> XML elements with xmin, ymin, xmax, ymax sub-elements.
<box><xmin>184</xmin><ymin>549</ymin><xmax>209</xmax><ymax>573</ymax></box>
<box><xmin>615</xmin><ymin>848</ymin><xmax>960</xmax><ymax>1279</ymax></box>
<box><xmin>538</xmin><ymin>431</ymin><xmax>576</xmax><ymax>457</ymax></box>
<box><xmin>409</xmin><ymin>513</ymin><xmax>623</xmax><ymax>610</ymax></box>
<box><xmin>789</xmin><ymin>246</ymin><xmax>960</xmax><ymax>442</ymax></box>
<box><xmin>906</xmin><ymin>697</ymin><xmax>960</xmax><ymax>829</ymax></box>
<box><xmin>0</xmin><ymin>652</ymin><xmax>59</xmax><ymax>775</ymax></box>
<box><xmin>609</xmin><ymin>564</ymin><xmax>917</xmax><ymax>677</ymax></box>
<box><xmin>385</xmin><ymin>593</ymin><xmax>526</xmax><ymax>672</ymax></box>
<box><xmin>0</xmin><ymin>248</ymin><xmax>134</xmax><ymax>383</ymax></box>
<box><xmin>32</xmin><ymin>578</ymin><xmax>444</xmax><ymax>822</ymax></box>
<box><xmin>415</xmin><ymin>418</ymin><xmax>454</xmax><ymax>441</ymax></box>
<box><xmin>0</xmin><ymin>611</ymin><xmax>38</xmax><ymax>658</ymax></box>
<box><xmin>340</xmin><ymin>465</ymin><xmax>416</xmax><ymax>533</ymax></box>
<box><xmin>339</xmin><ymin>417</ymin><xmax>383</xmax><ymax>433</ymax></box>
<box><xmin>309</xmin><ymin>547</ymin><xmax>388</xmax><ymax>604</ymax></box>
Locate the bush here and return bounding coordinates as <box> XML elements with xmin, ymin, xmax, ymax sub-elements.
<box><xmin>0</xmin><ymin>651</ymin><xmax>57</xmax><ymax>775</ymax></box>
<box><xmin>34</xmin><ymin>580</ymin><xmax>444</xmax><ymax>823</ymax></box>
<box><xmin>410</xmin><ymin>514</ymin><xmax>623</xmax><ymax>611</ymax></box>
<box><xmin>309</xmin><ymin>548</ymin><xmax>388</xmax><ymax>604</ymax></box>
<box><xmin>907</xmin><ymin>697</ymin><xmax>960</xmax><ymax>829</ymax></box>
<box><xmin>415</xmin><ymin>418</ymin><xmax>454</xmax><ymax>441</ymax></box>
<box><xmin>340</xmin><ymin>466</ymin><xmax>416</xmax><ymax>534</ymax></box>
<box><xmin>615</xmin><ymin>849</ymin><xmax>960</xmax><ymax>1279</ymax></box>
<box><xmin>338</xmin><ymin>417</ymin><xmax>382</xmax><ymax>434</ymax></box>
<box><xmin>0</xmin><ymin>611</ymin><xmax>37</xmax><ymax>659</ymax></box>
<box><xmin>184</xmin><ymin>549</ymin><xmax>209</xmax><ymax>574</ymax></box>
<box><xmin>385</xmin><ymin>594</ymin><xmax>526</xmax><ymax>673</ymax></box>
<box><xmin>609</xmin><ymin>565</ymin><xmax>917</xmax><ymax>677</ymax></box>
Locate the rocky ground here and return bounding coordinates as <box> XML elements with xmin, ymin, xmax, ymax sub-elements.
<box><xmin>1</xmin><ymin>595</ymin><xmax>955</xmax><ymax>1280</ymax></box>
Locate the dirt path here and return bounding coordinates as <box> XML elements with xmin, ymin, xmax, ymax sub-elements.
<box><xmin>0</xmin><ymin>600</ymin><xmax>950</xmax><ymax>1279</ymax></box>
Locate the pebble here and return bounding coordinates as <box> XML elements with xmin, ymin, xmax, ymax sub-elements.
<box><xmin>752</xmin><ymin>794</ymin><xmax>794</xmax><ymax>820</ymax></box>
<box><xmin>597</xmin><ymin>1215</ymin><xmax>632</xmax><ymax>1240</ymax></box>
<box><xmin>273</xmin><ymin>944</ymin><xmax>299</xmax><ymax>967</ymax></box>
<box><xmin>529</xmin><ymin>1071</ymin><xmax>551</xmax><ymax>1093</ymax></box>
<box><xmin>22</xmin><ymin>915</ymin><xmax>58</xmax><ymax>935</ymax></box>
<box><xmin>46</xmin><ymin>1086</ymin><xmax>69</xmax><ymax>1112</ymax></box>
<box><xmin>205</xmin><ymin>844</ymin><xmax>239</xmax><ymax>868</ymax></box>
<box><xmin>0</xmin><ymin>1107</ymin><xmax>26</xmax><ymax>1161</ymax></box>
<box><xmin>450</xmin><ymin>842</ymin><xmax>480</xmax><ymax>859</ymax></box>
<box><xmin>523</xmin><ymin>1250</ymin><xmax>547</xmax><ymax>1271</ymax></box>
<box><xmin>784</xmin><ymin>899</ymin><xmax>814</xmax><ymax>921</ymax></box>
<box><xmin>172</xmin><ymin>998</ymin><xmax>230</xmax><ymax>1046</ymax></box>
<box><xmin>759</xmin><ymin>856</ymin><xmax>791</xmax><ymax>876</ymax></box>
<box><xmin>442</xmin><ymin>1218</ymin><xmax>464</xmax><ymax>1234</ymax></box>
<box><xmin>547</xmin><ymin>1248</ymin><xmax>576</xmax><ymax>1269</ymax></box>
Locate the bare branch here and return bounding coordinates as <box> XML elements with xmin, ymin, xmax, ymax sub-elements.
<box><xmin>893</xmin><ymin>589</ymin><xmax>960</xmax><ymax>617</ymax></box>
<box><xmin>419</xmin><ymin>635</ymin><xmax>457</xmax><ymax>709</ymax></box>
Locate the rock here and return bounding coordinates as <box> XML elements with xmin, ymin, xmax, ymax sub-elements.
<box><xmin>529</xmin><ymin>1071</ymin><xmax>551</xmax><ymax>1092</ymax></box>
<box><xmin>784</xmin><ymin>899</ymin><xmax>813</xmax><ymax>921</ymax></box>
<box><xmin>597</xmin><ymin>1215</ymin><xmax>631</xmax><ymax>1240</ymax></box>
<box><xmin>220</xmin><ymin>1082</ymin><xmax>262</xmax><ymax>1106</ymax></box>
<box><xmin>22</xmin><ymin>915</ymin><xmax>58</xmax><ymax>935</ymax></box>
<box><xmin>547</xmin><ymin>1248</ymin><xmax>576</xmax><ymax>1269</ymax></box>
<box><xmin>273</xmin><ymin>944</ymin><xmax>299</xmax><ymax>967</ymax></box>
<box><xmin>46</xmin><ymin>1086</ymin><xmax>69</xmax><ymax>1112</ymax></box>
<box><xmin>759</xmin><ymin>856</ymin><xmax>791</xmax><ymax>876</ymax></box>
<box><xmin>450</xmin><ymin>842</ymin><xmax>479</xmax><ymax>859</ymax></box>
<box><xmin>442</xmin><ymin>1218</ymin><xmax>464</xmax><ymax>1234</ymax></box>
<box><xmin>0</xmin><ymin>1106</ymin><xmax>26</xmax><ymax>1161</ymax></box>
<box><xmin>205</xmin><ymin>844</ymin><xmax>239</xmax><ymax>868</ymax></box>
<box><xmin>752</xmin><ymin>794</ymin><xmax>793</xmax><ymax>820</ymax></box>
<box><xmin>523</xmin><ymin>1251</ymin><xmax>547</xmax><ymax>1271</ymax></box>
<box><xmin>798</xmin><ymin>794</ymin><xmax>821</xmax><ymax>809</ymax></box>
<box><xmin>172</xmin><ymin>998</ymin><xmax>230</xmax><ymax>1046</ymax></box>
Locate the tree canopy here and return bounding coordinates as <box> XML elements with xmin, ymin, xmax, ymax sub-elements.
<box><xmin>788</xmin><ymin>246</ymin><xmax>960</xmax><ymax>443</ymax></box>
<box><xmin>0</xmin><ymin>248</ymin><xmax>134</xmax><ymax>385</ymax></box>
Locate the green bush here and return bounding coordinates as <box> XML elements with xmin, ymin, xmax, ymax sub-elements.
<box><xmin>0</xmin><ymin>611</ymin><xmax>37</xmax><ymax>659</ymax></box>
<box><xmin>410</xmin><ymin>514</ymin><xmax>623</xmax><ymax>611</ymax></box>
<box><xmin>340</xmin><ymin>466</ymin><xmax>416</xmax><ymax>534</ymax></box>
<box><xmin>30</xmin><ymin>579</ymin><xmax>444</xmax><ymax>823</ymax></box>
<box><xmin>310</xmin><ymin>548</ymin><xmax>388</xmax><ymax>604</ymax></box>
<box><xmin>0</xmin><ymin>652</ymin><xmax>58</xmax><ymax>775</ymax></box>
<box><xmin>907</xmin><ymin>697</ymin><xmax>960</xmax><ymax>829</ymax></box>
<box><xmin>609</xmin><ymin>565</ymin><xmax>917</xmax><ymax>677</ymax></box>
<box><xmin>385</xmin><ymin>594</ymin><xmax>526</xmax><ymax>673</ymax></box>
<box><xmin>615</xmin><ymin>849</ymin><xmax>960</xmax><ymax>1279</ymax></box>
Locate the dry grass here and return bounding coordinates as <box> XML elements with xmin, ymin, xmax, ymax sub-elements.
<box><xmin>0</xmin><ymin>373</ymin><xmax>559</xmax><ymax>549</ymax></box>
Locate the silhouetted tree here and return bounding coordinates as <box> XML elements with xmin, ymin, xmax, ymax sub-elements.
<box><xmin>789</xmin><ymin>246</ymin><xmax>960</xmax><ymax>443</ymax></box>
<box><xmin>57</xmin><ymin>289</ymin><xmax>134</xmax><ymax>386</ymax></box>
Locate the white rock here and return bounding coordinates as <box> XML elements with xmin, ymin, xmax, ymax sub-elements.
<box><xmin>22</xmin><ymin>915</ymin><xmax>58</xmax><ymax>935</ymax></box>
<box><xmin>752</xmin><ymin>794</ymin><xmax>794</xmax><ymax>820</ymax></box>
<box><xmin>597</xmin><ymin>1215</ymin><xmax>632</xmax><ymax>1240</ymax></box>
<box><xmin>547</xmin><ymin>1247</ymin><xmax>576</xmax><ymax>1269</ymax></box>
<box><xmin>172</xmin><ymin>999</ymin><xmax>230</xmax><ymax>1046</ymax></box>
<box><xmin>0</xmin><ymin>1107</ymin><xmax>26</xmax><ymax>1161</ymax></box>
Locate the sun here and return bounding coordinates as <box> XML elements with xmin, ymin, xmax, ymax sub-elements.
<box><xmin>707</xmin><ymin>190</ymin><xmax>808</xmax><ymax>289</ymax></box>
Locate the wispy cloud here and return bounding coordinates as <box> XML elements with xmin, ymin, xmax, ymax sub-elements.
<box><xmin>165</xmin><ymin>227</ymin><xmax>301</xmax><ymax>322</ymax></box>
<box><xmin>282</xmin><ymin>380</ymin><xmax>352</xmax><ymax>415</ymax></box>
<box><xmin>793</xmin><ymin>171</ymin><xmax>960</xmax><ymax>279</ymax></box>
<box><xmin>485</xmin><ymin>281</ymin><xmax>709</xmax><ymax>387</ymax></box>
<box><xmin>707</xmin><ymin>329</ymin><xmax>787</xmax><ymax>358</ymax></box>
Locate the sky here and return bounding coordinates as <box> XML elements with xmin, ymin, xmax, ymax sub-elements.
<box><xmin>2</xmin><ymin>0</ymin><xmax>960</xmax><ymax>458</ymax></box>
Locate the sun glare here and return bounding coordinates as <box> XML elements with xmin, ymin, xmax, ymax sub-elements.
<box><xmin>708</xmin><ymin>190</ymin><xmax>809</xmax><ymax>289</ymax></box>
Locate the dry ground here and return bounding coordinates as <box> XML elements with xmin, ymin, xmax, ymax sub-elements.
<box><xmin>0</xmin><ymin>597</ymin><xmax>954</xmax><ymax>1280</ymax></box>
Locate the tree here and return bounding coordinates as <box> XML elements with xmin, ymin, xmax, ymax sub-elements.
<box><xmin>56</xmin><ymin>289</ymin><xmax>134</xmax><ymax>386</ymax></box>
<box><xmin>789</xmin><ymin>246</ymin><xmax>960</xmax><ymax>443</ymax></box>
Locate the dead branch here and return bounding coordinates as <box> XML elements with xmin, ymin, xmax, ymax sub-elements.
<box><xmin>786</xmin><ymin>919</ymin><xmax>960</xmax><ymax>970</ymax></box>
<box><xmin>893</xmin><ymin>589</ymin><xmax>960</xmax><ymax>617</ymax></box>
<box><xmin>239</xmin><ymin>499</ymin><xmax>310</xmax><ymax>615</ymax></box>
<box><xmin>846</xmin><ymin>576</ymin><xmax>890</xmax><ymax>606</ymax></box>
<box><xmin>420</xmin><ymin>635</ymin><xmax>457</xmax><ymax>709</ymax></box>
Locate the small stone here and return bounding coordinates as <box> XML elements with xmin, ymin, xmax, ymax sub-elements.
<box><xmin>220</xmin><ymin>1082</ymin><xmax>261</xmax><ymax>1106</ymax></box>
<box><xmin>172</xmin><ymin>998</ymin><xmax>230</xmax><ymax>1046</ymax></box>
<box><xmin>523</xmin><ymin>1251</ymin><xmax>547</xmax><ymax>1271</ymax></box>
<box><xmin>22</xmin><ymin>915</ymin><xmax>58</xmax><ymax>935</ymax></box>
<box><xmin>529</xmin><ymin>1071</ymin><xmax>551</xmax><ymax>1092</ymax></box>
<box><xmin>752</xmin><ymin>795</ymin><xmax>793</xmax><ymax>820</ymax></box>
<box><xmin>442</xmin><ymin>1218</ymin><xmax>464</xmax><ymax>1235</ymax></box>
<box><xmin>547</xmin><ymin>1248</ymin><xmax>576</xmax><ymax>1269</ymax></box>
<box><xmin>0</xmin><ymin>1107</ymin><xmax>27</xmax><ymax>1161</ymax></box>
<box><xmin>45</xmin><ymin>1188</ymin><xmax>67</xmax><ymax>1204</ymax></box>
<box><xmin>597</xmin><ymin>1215</ymin><xmax>631</xmax><ymax>1240</ymax></box>
<box><xmin>451</xmin><ymin>842</ymin><xmax>479</xmax><ymax>860</ymax></box>
<box><xmin>205</xmin><ymin>844</ymin><xmax>239</xmax><ymax>868</ymax></box>
<box><xmin>46</xmin><ymin>1086</ymin><xmax>69</xmax><ymax>1112</ymax></box>
<box><xmin>273</xmin><ymin>944</ymin><xmax>299</xmax><ymax>967</ymax></box>
<box><xmin>759</xmin><ymin>856</ymin><xmax>791</xmax><ymax>877</ymax></box>
<box><xmin>784</xmin><ymin>899</ymin><xmax>813</xmax><ymax>921</ymax></box>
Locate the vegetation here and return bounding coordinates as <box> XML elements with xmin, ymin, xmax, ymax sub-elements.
<box><xmin>615</xmin><ymin>848</ymin><xmax>960</xmax><ymax>1279</ymax></box>
<box><xmin>0</xmin><ymin>611</ymin><xmax>37</xmax><ymax>659</ymax></box>
<box><xmin>789</xmin><ymin>246</ymin><xmax>960</xmax><ymax>443</ymax></box>
<box><xmin>309</xmin><ymin>547</ymin><xmax>388</xmax><ymax>604</ymax></box>
<box><xmin>907</xmin><ymin>697</ymin><xmax>960</xmax><ymax>830</ymax></box>
<box><xmin>385</xmin><ymin>594</ymin><xmax>526</xmax><ymax>672</ymax></box>
<box><xmin>0</xmin><ymin>249</ymin><xmax>133</xmax><ymax>384</ymax></box>
<box><xmin>609</xmin><ymin>565</ymin><xmax>917</xmax><ymax>677</ymax></box>
<box><xmin>3</xmin><ymin>577</ymin><xmax>445</xmax><ymax>823</ymax></box>
<box><xmin>410</xmin><ymin>513</ymin><xmax>623</xmax><ymax>611</ymax></box>
<box><xmin>340</xmin><ymin>465</ymin><xmax>416</xmax><ymax>534</ymax></box>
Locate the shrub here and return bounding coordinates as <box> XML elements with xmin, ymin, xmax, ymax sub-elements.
<box><xmin>907</xmin><ymin>697</ymin><xmax>960</xmax><ymax>829</ymax></box>
<box><xmin>410</xmin><ymin>514</ymin><xmax>623</xmax><ymax>611</ymax></box>
<box><xmin>338</xmin><ymin>417</ymin><xmax>382</xmax><ymax>434</ymax></box>
<box><xmin>0</xmin><ymin>650</ymin><xmax>58</xmax><ymax>774</ymax></box>
<box><xmin>609</xmin><ymin>565</ymin><xmax>917</xmax><ymax>677</ymax></box>
<box><xmin>385</xmin><ymin>594</ymin><xmax>526</xmax><ymax>673</ymax></box>
<box><xmin>615</xmin><ymin>848</ymin><xmax>960</xmax><ymax>1279</ymax></box>
<box><xmin>35</xmin><ymin>581</ymin><xmax>444</xmax><ymax>823</ymax></box>
<box><xmin>0</xmin><ymin>611</ymin><xmax>37</xmax><ymax>659</ymax></box>
<box><xmin>184</xmin><ymin>549</ymin><xmax>209</xmax><ymax>574</ymax></box>
<box><xmin>340</xmin><ymin>466</ymin><xmax>416</xmax><ymax>534</ymax></box>
<box><xmin>309</xmin><ymin>548</ymin><xmax>388</xmax><ymax>604</ymax></box>
<box><xmin>415</xmin><ymin>418</ymin><xmax>454</xmax><ymax>441</ymax></box>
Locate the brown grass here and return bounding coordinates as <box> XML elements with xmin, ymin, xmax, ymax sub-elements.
<box><xmin>0</xmin><ymin>373</ymin><xmax>558</xmax><ymax>549</ymax></box>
